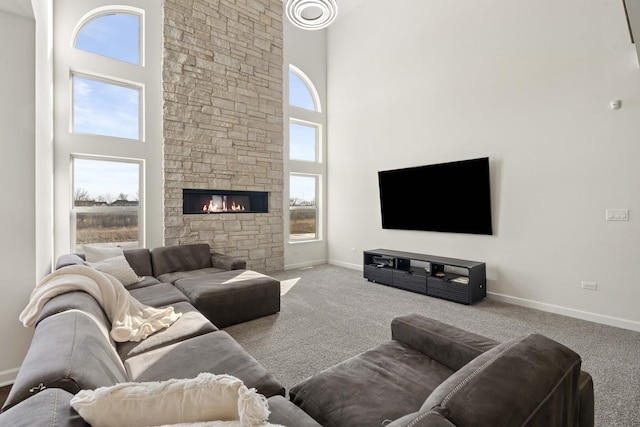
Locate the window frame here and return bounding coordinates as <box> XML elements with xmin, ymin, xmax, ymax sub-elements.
<box><xmin>70</xmin><ymin>155</ymin><xmax>144</xmax><ymax>252</ymax></box>
<box><xmin>289</xmin><ymin>118</ymin><xmax>320</xmax><ymax>163</ymax></box>
<box><xmin>53</xmin><ymin>1</ymin><xmax>162</xmax><ymax>259</ymax></box>
<box><xmin>289</xmin><ymin>173</ymin><xmax>319</xmax><ymax>242</ymax></box>
<box><xmin>70</xmin><ymin>71</ymin><xmax>144</xmax><ymax>141</ymax></box>
<box><xmin>287</xmin><ymin>64</ymin><xmax>324</xmax><ymax>244</ymax></box>
<box><xmin>72</xmin><ymin>8</ymin><xmax>144</xmax><ymax>66</ymax></box>
<box><xmin>289</xmin><ymin>64</ymin><xmax>321</xmax><ymax>113</ymax></box>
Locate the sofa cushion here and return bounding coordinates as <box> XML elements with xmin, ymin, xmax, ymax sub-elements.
<box><xmin>124</xmin><ymin>275</ymin><xmax>162</xmax><ymax>291</ymax></box>
<box><xmin>122</xmin><ymin>248</ymin><xmax>154</xmax><ymax>277</ymax></box>
<box><xmin>34</xmin><ymin>290</ymin><xmax>111</xmax><ymax>328</ymax></box>
<box><xmin>125</xmin><ymin>331</ymin><xmax>286</xmax><ymax>398</ymax></box>
<box><xmin>157</xmin><ymin>267</ymin><xmax>225</xmax><ymax>284</ymax></box>
<box><xmin>116</xmin><ymin>301</ymin><xmax>217</xmax><ymax>360</ymax></box>
<box><xmin>150</xmin><ymin>243</ymin><xmax>212</xmax><ymax>277</ymax></box>
<box><xmin>0</xmin><ymin>388</ymin><xmax>88</xmax><ymax>427</ymax></box>
<box><xmin>289</xmin><ymin>340</ymin><xmax>455</xmax><ymax>427</ymax></box>
<box><xmin>266</xmin><ymin>396</ymin><xmax>323</xmax><ymax>427</ymax></box>
<box><xmin>4</xmin><ymin>311</ymin><xmax>127</xmax><ymax>411</ymax></box>
<box><xmin>421</xmin><ymin>333</ymin><xmax>582</xmax><ymax>427</ymax></box>
<box><xmin>127</xmin><ymin>282</ymin><xmax>190</xmax><ymax>307</ymax></box>
<box><xmin>174</xmin><ymin>269</ymin><xmax>281</xmax><ymax>328</ymax></box>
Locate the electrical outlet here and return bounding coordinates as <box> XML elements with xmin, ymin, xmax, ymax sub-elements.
<box><xmin>350</xmin><ymin>247</ymin><xmax>356</xmax><ymax>253</ymax></box>
<box><xmin>606</xmin><ymin>209</ymin><xmax>629</xmax><ymax>221</ymax></box>
<box><xmin>581</xmin><ymin>281</ymin><xmax>597</xmax><ymax>291</ymax></box>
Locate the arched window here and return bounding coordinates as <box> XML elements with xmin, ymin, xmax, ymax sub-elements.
<box><xmin>287</xmin><ymin>65</ymin><xmax>324</xmax><ymax>242</ymax></box>
<box><xmin>289</xmin><ymin>65</ymin><xmax>321</xmax><ymax>112</ymax></box>
<box><xmin>74</xmin><ymin>11</ymin><xmax>141</xmax><ymax>65</ymax></box>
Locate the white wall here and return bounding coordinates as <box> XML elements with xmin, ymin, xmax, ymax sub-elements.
<box><xmin>0</xmin><ymin>10</ymin><xmax>36</xmax><ymax>384</ymax></box>
<box><xmin>326</xmin><ymin>0</ymin><xmax>640</xmax><ymax>330</ymax></box>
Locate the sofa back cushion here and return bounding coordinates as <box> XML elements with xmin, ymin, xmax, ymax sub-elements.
<box><xmin>0</xmin><ymin>388</ymin><xmax>89</xmax><ymax>427</ymax></box>
<box><xmin>391</xmin><ymin>314</ymin><xmax>499</xmax><ymax>371</ymax></box>
<box><xmin>123</xmin><ymin>248</ymin><xmax>154</xmax><ymax>277</ymax></box>
<box><xmin>150</xmin><ymin>244</ymin><xmax>212</xmax><ymax>277</ymax></box>
<box><xmin>3</xmin><ymin>311</ymin><xmax>128</xmax><ymax>412</ymax></box>
<box><xmin>421</xmin><ymin>333</ymin><xmax>582</xmax><ymax>427</ymax></box>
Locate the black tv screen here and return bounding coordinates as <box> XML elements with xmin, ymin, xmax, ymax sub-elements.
<box><xmin>378</xmin><ymin>157</ymin><xmax>493</xmax><ymax>235</ymax></box>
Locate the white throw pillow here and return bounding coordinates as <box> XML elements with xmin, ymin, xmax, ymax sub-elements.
<box><xmin>84</xmin><ymin>245</ymin><xmax>124</xmax><ymax>263</ymax></box>
<box><xmin>88</xmin><ymin>254</ymin><xmax>141</xmax><ymax>287</ymax></box>
<box><xmin>70</xmin><ymin>373</ymin><xmax>275</xmax><ymax>427</ymax></box>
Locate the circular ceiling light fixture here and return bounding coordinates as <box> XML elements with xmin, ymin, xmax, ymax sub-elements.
<box><xmin>286</xmin><ymin>0</ymin><xmax>338</xmax><ymax>30</ymax></box>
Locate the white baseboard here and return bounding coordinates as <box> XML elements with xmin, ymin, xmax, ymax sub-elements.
<box><xmin>488</xmin><ymin>292</ymin><xmax>640</xmax><ymax>333</ymax></box>
<box><xmin>327</xmin><ymin>261</ymin><xmax>640</xmax><ymax>332</ymax></box>
<box><xmin>284</xmin><ymin>259</ymin><xmax>327</xmax><ymax>271</ymax></box>
<box><xmin>0</xmin><ymin>368</ymin><xmax>19</xmax><ymax>387</ymax></box>
<box><xmin>328</xmin><ymin>259</ymin><xmax>361</xmax><ymax>270</ymax></box>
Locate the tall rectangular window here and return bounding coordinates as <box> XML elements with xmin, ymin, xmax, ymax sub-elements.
<box><xmin>289</xmin><ymin>121</ymin><xmax>318</xmax><ymax>162</ymax></box>
<box><xmin>289</xmin><ymin>174</ymin><xmax>317</xmax><ymax>241</ymax></box>
<box><xmin>72</xmin><ymin>74</ymin><xmax>142</xmax><ymax>140</ymax></box>
<box><xmin>72</xmin><ymin>157</ymin><xmax>142</xmax><ymax>251</ymax></box>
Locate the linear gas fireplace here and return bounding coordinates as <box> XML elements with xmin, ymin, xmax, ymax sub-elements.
<box><xmin>183</xmin><ymin>189</ymin><xmax>269</xmax><ymax>214</ymax></box>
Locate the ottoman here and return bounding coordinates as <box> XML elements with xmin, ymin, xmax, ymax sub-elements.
<box><xmin>174</xmin><ymin>269</ymin><xmax>281</xmax><ymax>328</ymax></box>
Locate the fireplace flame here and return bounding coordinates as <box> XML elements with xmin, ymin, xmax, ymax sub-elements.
<box><xmin>202</xmin><ymin>198</ymin><xmax>245</xmax><ymax>212</ymax></box>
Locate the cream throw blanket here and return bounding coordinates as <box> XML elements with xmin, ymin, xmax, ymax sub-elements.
<box><xmin>19</xmin><ymin>265</ymin><xmax>182</xmax><ymax>342</ymax></box>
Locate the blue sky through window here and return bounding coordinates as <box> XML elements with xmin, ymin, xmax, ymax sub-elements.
<box><xmin>290</xmin><ymin>122</ymin><xmax>317</xmax><ymax>161</ymax></box>
<box><xmin>75</xmin><ymin>13</ymin><xmax>140</xmax><ymax>64</ymax></box>
<box><xmin>289</xmin><ymin>71</ymin><xmax>316</xmax><ymax>111</ymax></box>
<box><xmin>73</xmin><ymin>75</ymin><xmax>140</xmax><ymax>140</ymax></box>
<box><xmin>72</xmin><ymin>13</ymin><xmax>143</xmax><ymax>200</ymax></box>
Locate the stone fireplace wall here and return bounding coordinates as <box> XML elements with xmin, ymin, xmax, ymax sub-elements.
<box><xmin>162</xmin><ymin>0</ymin><xmax>284</xmax><ymax>273</ymax></box>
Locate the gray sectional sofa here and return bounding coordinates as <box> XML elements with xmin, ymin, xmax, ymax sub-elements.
<box><xmin>0</xmin><ymin>243</ymin><xmax>321</xmax><ymax>427</ymax></box>
<box><xmin>1</xmin><ymin>242</ymin><xmax>595</xmax><ymax>427</ymax></box>
<box><xmin>289</xmin><ymin>314</ymin><xmax>595</xmax><ymax>427</ymax></box>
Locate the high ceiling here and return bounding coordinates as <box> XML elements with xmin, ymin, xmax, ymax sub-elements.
<box><xmin>334</xmin><ymin>0</ymin><xmax>367</xmax><ymax>20</ymax></box>
<box><xmin>0</xmin><ymin>0</ymin><xmax>367</xmax><ymax>22</ymax></box>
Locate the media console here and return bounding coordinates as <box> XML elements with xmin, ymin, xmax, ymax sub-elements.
<box><xmin>363</xmin><ymin>249</ymin><xmax>486</xmax><ymax>304</ymax></box>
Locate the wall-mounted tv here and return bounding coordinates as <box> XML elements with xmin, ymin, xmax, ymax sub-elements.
<box><xmin>378</xmin><ymin>157</ymin><xmax>493</xmax><ymax>235</ymax></box>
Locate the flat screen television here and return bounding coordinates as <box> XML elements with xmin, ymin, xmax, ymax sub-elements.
<box><xmin>378</xmin><ymin>157</ymin><xmax>493</xmax><ymax>235</ymax></box>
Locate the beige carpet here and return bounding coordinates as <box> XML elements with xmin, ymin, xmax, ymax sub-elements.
<box><xmin>224</xmin><ymin>263</ymin><xmax>640</xmax><ymax>427</ymax></box>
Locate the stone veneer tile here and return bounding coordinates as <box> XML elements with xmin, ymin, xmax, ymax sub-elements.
<box><xmin>163</xmin><ymin>0</ymin><xmax>284</xmax><ymax>273</ymax></box>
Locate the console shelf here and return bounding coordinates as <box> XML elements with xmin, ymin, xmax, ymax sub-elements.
<box><xmin>363</xmin><ymin>249</ymin><xmax>486</xmax><ymax>305</ymax></box>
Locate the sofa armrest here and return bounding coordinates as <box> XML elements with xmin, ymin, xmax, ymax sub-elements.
<box><xmin>55</xmin><ymin>254</ymin><xmax>87</xmax><ymax>270</ymax></box>
<box><xmin>578</xmin><ymin>371</ymin><xmax>594</xmax><ymax>427</ymax></box>
<box><xmin>210</xmin><ymin>252</ymin><xmax>246</xmax><ymax>270</ymax></box>
<box><xmin>391</xmin><ymin>314</ymin><xmax>499</xmax><ymax>371</ymax></box>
